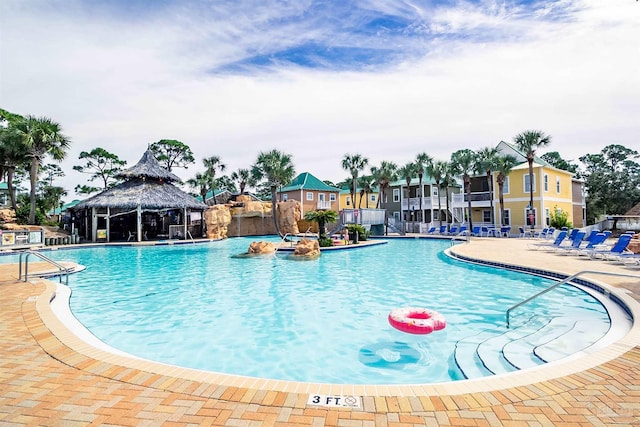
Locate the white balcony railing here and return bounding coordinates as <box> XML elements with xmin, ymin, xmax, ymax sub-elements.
<box><xmin>317</xmin><ymin>201</ymin><xmax>332</xmax><ymax>210</ymax></box>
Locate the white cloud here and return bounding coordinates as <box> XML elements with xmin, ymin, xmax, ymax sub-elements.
<box><xmin>0</xmin><ymin>0</ymin><xmax>638</xmax><ymax>197</ymax></box>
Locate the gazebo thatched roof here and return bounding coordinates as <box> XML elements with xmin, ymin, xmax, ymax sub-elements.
<box><xmin>73</xmin><ymin>179</ymin><xmax>208</xmax><ymax>210</ymax></box>
<box><xmin>73</xmin><ymin>149</ymin><xmax>207</xmax><ymax>211</ymax></box>
<box><xmin>117</xmin><ymin>149</ymin><xmax>181</xmax><ymax>182</ymax></box>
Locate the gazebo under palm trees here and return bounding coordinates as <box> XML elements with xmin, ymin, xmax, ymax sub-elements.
<box><xmin>72</xmin><ymin>149</ymin><xmax>208</xmax><ymax>242</ymax></box>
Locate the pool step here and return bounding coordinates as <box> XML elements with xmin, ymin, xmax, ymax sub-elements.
<box><xmin>534</xmin><ymin>319</ymin><xmax>610</xmax><ymax>362</ymax></box>
<box><xmin>453</xmin><ymin>315</ymin><xmax>600</xmax><ymax>379</ymax></box>
<box><xmin>502</xmin><ymin>317</ymin><xmax>575</xmax><ymax>370</ymax></box>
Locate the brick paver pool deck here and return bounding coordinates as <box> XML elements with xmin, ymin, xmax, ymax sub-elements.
<box><xmin>1</xmin><ymin>237</ymin><xmax>639</xmax><ymax>426</ymax></box>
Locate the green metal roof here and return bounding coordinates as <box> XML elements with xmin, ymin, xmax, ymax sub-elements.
<box><xmin>279</xmin><ymin>172</ymin><xmax>340</xmax><ymax>192</ymax></box>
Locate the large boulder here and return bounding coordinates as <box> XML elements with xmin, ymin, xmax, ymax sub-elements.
<box><xmin>204</xmin><ymin>205</ymin><xmax>232</xmax><ymax>239</ymax></box>
<box><xmin>292</xmin><ymin>238</ymin><xmax>320</xmax><ymax>258</ymax></box>
<box><xmin>278</xmin><ymin>200</ymin><xmax>301</xmax><ymax>235</ymax></box>
<box><xmin>248</xmin><ymin>241</ymin><xmax>276</xmax><ymax>254</ymax></box>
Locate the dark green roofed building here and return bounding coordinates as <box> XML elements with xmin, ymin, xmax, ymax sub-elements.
<box><xmin>277</xmin><ymin>172</ymin><xmax>340</xmax><ymax>217</ymax></box>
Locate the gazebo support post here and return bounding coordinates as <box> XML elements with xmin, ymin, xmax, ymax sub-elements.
<box><xmin>183</xmin><ymin>208</ymin><xmax>188</xmax><ymax>240</ymax></box>
<box><xmin>137</xmin><ymin>205</ymin><xmax>142</xmax><ymax>242</ymax></box>
<box><xmin>91</xmin><ymin>207</ymin><xmax>97</xmax><ymax>242</ymax></box>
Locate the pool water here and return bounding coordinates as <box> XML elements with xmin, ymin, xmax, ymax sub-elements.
<box><xmin>33</xmin><ymin>237</ymin><xmax>609</xmax><ymax>384</ymax></box>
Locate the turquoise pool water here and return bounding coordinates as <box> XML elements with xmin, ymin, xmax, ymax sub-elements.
<box><xmin>27</xmin><ymin>238</ymin><xmax>609</xmax><ymax>384</ymax></box>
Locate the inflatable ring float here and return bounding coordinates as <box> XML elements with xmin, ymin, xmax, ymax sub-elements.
<box><xmin>388</xmin><ymin>307</ymin><xmax>446</xmax><ymax>335</ymax></box>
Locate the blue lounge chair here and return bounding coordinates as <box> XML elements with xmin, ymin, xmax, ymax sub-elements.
<box><xmin>527</xmin><ymin>230</ymin><xmax>567</xmax><ymax>251</ymax></box>
<box><xmin>572</xmin><ymin>233</ymin><xmax>609</xmax><ymax>256</ymax></box>
<box><xmin>518</xmin><ymin>226</ymin><xmax>533</xmax><ymax>238</ymax></box>
<box><xmin>499</xmin><ymin>226</ymin><xmax>511</xmax><ymax>238</ymax></box>
<box><xmin>448</xmin><ymin>226</ymin><xmax>458</xmax><ymax>235</ymax></box>
<box><xmin>458</xmin><ymin>225</ymin><xmax>468</xmax><ymax>235</ymax></box>
<box><xmin>472</xmin><ymin>226</ymin><xmax>482</xmax><ymax>236</ymax></box>
<box><xmin>426</xmin><ymin>226</ymin><xmax>436</xmax><ymax>234</ymax></box>
<box><xmin>553</xmin><ymin>231</ymin><xmax>586</xmax><ymax>254</ymax></box>
<box><xmin>438</xmin><ymin>225</ymin><xmax>447</xmax><ymax>234</ymax></box>
<box><xmin>585</xmin><ymin>234</ymin><xmax>633</xmax><ymax>260</ymax></box>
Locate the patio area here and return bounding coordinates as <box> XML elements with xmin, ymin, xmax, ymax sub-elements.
<box><xmin>1</xmin><ymin>237</ymin><xmax>639</xmax><ymax>426</ymax></box>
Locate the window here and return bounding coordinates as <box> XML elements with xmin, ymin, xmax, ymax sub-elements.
<box><xmin>432</xmin><ymin>187</ymin><xmax>438</xmax><ymax>196</ymax></box>
<box><xmin>282</xmin><ymin>194</ymin><xmax>288</xmax><ymax>201</ymax></box>
<box><xmin>525</xmin><ymin>208</ymin><xmax>537</xmax><ymax>226</ymax></box>
<box><xmin>318</xmin><ymin>193</ymin><xmax>325</xmax><ymax>202</ymax></box>
<box><xmin>503</xmin><ymin>209</ymin><xmax>511</xmax><ymax>226</ymax></box>
<box><xmin>544</xmin><ymin>174</ymin><xmax>549</xmax><ymax>192</ymax></box>
<box><xmin>370</xmin><ymin>194</ymin><xmax>376</xmax><ymax>202</ymax></box>
<box><xmin>434</xmin><ymin>210</ymin><xmax>440</xmax><ymax>220</ymax></box>
<box><xmin>482</xmin><ymin>210</ymin><xmax>491</xmax><ymax>223</ymax></box>
<box><xmin>556</xmin><ymin>178</ymin><xmax>560</xmax><ymax>193</ymax></box>
<box><xmin>545</xmin><ymin>208</ymin><xmax>550</xmax><ymax>226</ymax></box>
<box><xmin>329</xmin><ymin>193</ymin><xmax>336</xmax><ymax>201</ymax></box>
<box><xmin>346</xmin><ymin>196</ymin><xmax>351</xmax><ymax>206</ymax></box>
<box><xmin>393</xmin><ymin>188</ymin><xmax>400</xmax><ymax>202</ymax></box>
<box><xmin>503</xmin><ymin>176</ymin><xmax>510</xmax><ymax>194</ymax></box>
<box><xmin>306</xmin><ymin>192</ymin><xmax>313</xmax><ymax>201</ymax></box>
<box><xmin>524</xmin><ymin>174</ymin><xmax>536</xmax><ymax>193</ymax></box>
<box><xmin>393</xmin><ymin>212</ymin><xmax>400</xmax><ymax>221</ymax></box>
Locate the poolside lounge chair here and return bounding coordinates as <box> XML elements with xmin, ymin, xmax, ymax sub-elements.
<box><xmin>472</xmin><ymin>226</ymin><xmax>482</xmax><ymax>236</ymax></box>
<box><xmin>585</xmin><ymin>234</ymin><xmax>633</xmax><ymax>260</ymax></box>
<box><xmin>569</xmin><ymin>232</ymin><xmax>609</xmax><ymax>257</ymax></box>
<box><xmin>527</xmin><ymin>230</ymin><xmax>567</xmax><ymax>251</ymax></box>
<box><xmin>458</xmin><ymin>225</ymin><xmax>467</xmax><ymax>235</ymax></box>
<box><xmin>448</xmin><ymin>226</ymin><xmax>458</xmax><ymax>235</ymax></box>
<box><xmin>552</xmin><ymin>231</ymin><xmax>586</xmax><ymax>254</ymax></box>
<box><xmin>438</xmin><ymin>225</ymin><xmax>447</xmax><ymax>234</ymax></box>
<box><xmin>426</xmin><ymin>226</ymin><xmax>436</xmax><ymax>234</ymax></box>
<box><xmin>518</xmin><ymin>226</ymin><xmax>533</xmax><ymax>238</ymax></box>
<box><xmin>499</xmin><ymin>226</ymin><xmax>511</xmax><ymax>238</ymax></box>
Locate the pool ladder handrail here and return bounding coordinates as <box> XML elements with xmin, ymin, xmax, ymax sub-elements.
<box><xmin>506</xmin><ymin>270</ymin><xmax>639</xmax><ymax>328</ymax></box>
<box><xmin>18</xmin><ymin>249</ymin><xmax>71</xmax><ymax>285</ymax></box>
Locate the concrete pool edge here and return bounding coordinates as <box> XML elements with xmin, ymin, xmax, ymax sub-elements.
<box><xmin>29</xmin><ymin>253</ymin><xmax>640</xmax><ymax>401</ymax></box>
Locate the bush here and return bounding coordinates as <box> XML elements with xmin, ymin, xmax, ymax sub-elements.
<box><xmin>346</xmin><ymin>224</ymin><xmax>370</xmax><ymax>241</ymax></box>
<box><xmin>318</xmin><ymin>237</ymin><xmax>334</xmax><ymax>247</ymax></box>
<box><xmin>550</xmin><ymin>206</ymin><xmax>573</xmax><ymax>229</ymax></box>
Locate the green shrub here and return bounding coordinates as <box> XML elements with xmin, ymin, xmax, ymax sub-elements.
<box><xmin>346</xmin><ymin>224</ymin><xmax>370</xmax><ymax>241</ymax></box>
<box><xmin>550</xmin><ymin>206</ymin><xmax>573</xmax><ymax>229</ymax></box>
<box><xmin>318</xmin><ymin>237</ymin><xmax>334</xmax><ymax>247</ymax></box>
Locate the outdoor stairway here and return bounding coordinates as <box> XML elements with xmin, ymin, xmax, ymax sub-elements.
<box><xmin>453</xmin><ymin>315</ymin><xmax>610</xmax><ymax>379</ymax></box>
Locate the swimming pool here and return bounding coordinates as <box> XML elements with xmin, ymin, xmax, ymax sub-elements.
<box><xmin>35</xmin><ymin>237</ymin><xmax>612</xmax><ymax>384</ymax></box>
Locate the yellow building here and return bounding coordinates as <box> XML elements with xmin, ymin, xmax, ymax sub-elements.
<box><xmin>338</xmin><ymin>187</ymin><xmax>379</xmax><ymax>211</ymax></box>
<box><xmin>452</xmin><ymin>141</ymin><xmax>577</xmax><ymax>230</ymax></box>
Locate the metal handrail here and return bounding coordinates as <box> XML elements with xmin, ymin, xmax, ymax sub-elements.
<box><xmin>18</xmin><ymin>250</ymin><xmax>71</xmax><ymax>285</ymax></box>
<box><xmin>506</xmin><ymin>270</ymin><xmax>639</xmax><ymax>328</ymax></box>
<box><xmin>450</xmin><ymin>230</ymin><xmax>470</xmax><ymax>246</ymax></box>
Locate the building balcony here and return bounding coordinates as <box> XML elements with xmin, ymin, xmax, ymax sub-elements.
<box><xmin>317</xmin><ymin>201</ymin><xmax>333</xmax><ymax>210</ymax></box>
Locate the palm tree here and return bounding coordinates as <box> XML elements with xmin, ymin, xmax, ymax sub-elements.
<box><xmin>304</xmin><ymin>209</ymin><xmax>338</xmax><ymax>239</ymax></box>
<box><xmin>514</xmin><ymin>130</ymin><xmax>552</xmax><ymax>229</ymax></box>
<box><xmin>371</xmin><ymin>161</ymin><xmax>398</xmax><ymax>234</ymax></box>
<box><xmin>450</xmin><ymin>149</ymin><xmax>476</xmax><ymax>232</ymax></box>
<box><xmin>415</xmin><ymin>152</ymin><xmax>432</xmax><ymax>222</ymax></box>
<box><xmin>440</xmin><ymin>162</ymin><xmax>455</xmax><ymax>228</ymax></box>
<box><xmin>341</xmin><ymin>154</ymin><xmax>368</xmax><ymax>210</ymax></box>
<box><xmin>475</xmin><ymin>147</ymin><xmax>500</xmax><ymax>225</ymax></box>
<box><xmin>427</xmin><ymin>160</ymin><xmax>446</xmax><ymax>229</ymax></box>
<box><xmin>398</xmin><ymin>162</ymin><xmax>416</xmax><ymax>227</ymax></box>
<box><xmin>13</xmin><ymin>116</ymin><xmax>71</xmax><ymax>224</ymax></box>
<box><xmin>251</xmin><ymin>149</ymin><xmax>295</xmax><ymax>237</ymax></box>
<box><xmin>0</xmin><ymin>123</ymin><xmax>28</xmax><ymax>211</ymax></box>
<box><xmin>230</xmin><ymin>168</ymin><xmax>252</xmax><ymax>195</ymax></box>
<box><xmin>495</xmin><ymin>155</ymin><xmax>519</xmax><ymax>226</ymax></box>
<box><xmin>358</xmin><ymin>175</ymin><xmax>374</xmax><ymax>208</ymax></box>
<box><xmin>202</xmin><ymin>156</ymin><xmax>226</xmax><ymax>204</ymax></box>
<box><xmin>187</xmin><ymin>172</ymin><xmax>211</xmax><ymax>204</ymax></box>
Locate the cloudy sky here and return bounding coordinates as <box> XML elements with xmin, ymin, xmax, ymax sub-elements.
<box><xmin>1</xmin><ymin>0</ymin><xmax>638</xmax><ymax>198</ymax></box>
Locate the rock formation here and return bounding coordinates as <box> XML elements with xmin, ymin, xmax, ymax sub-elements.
<box><xmin>207</xmin><ymin>197</ymin><xmax>301</xmax><ymax>238</ymax></box>
<box><xmin>248</xmin><ymin>241</ymin><xmax>276</xmax><ymax>254</ymax></box>
<box><xmin>203</xmin><ymin>205</ymin><xmax>232</xmax><ymax>239</ymax></box>
<box><xmin>292</xmin><ymin>238</ymin><xmax>320</xmax><ymax>258</ymax></box>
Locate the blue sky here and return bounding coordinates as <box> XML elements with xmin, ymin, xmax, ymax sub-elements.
<box><xmin>1</xmin><ymin>0</ymin><xmax>638</xmax><ymax>197</ymax></box>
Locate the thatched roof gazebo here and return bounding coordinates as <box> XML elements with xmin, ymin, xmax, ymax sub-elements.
<box><xmin>73</xmin><ymin>149</ymin><xmax>208</xmax><ymax>242</ymax></box>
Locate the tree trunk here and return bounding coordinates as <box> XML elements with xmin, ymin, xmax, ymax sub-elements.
<box><xmin>436</xmin><ymin>180</ymin><xmax>442</xmax><ymax>229</ymax></box>
<box><xmin>465</xmin><ymin>176</ymin><xmax>473</xmax><ymax>232</ymax></box>
<box><xmin>7</xmin><ymin>167</ymin><xmax>17</xmax><ymax>211</ymax></box>
<box><xmin>29</xmin><ymin>157</ymin><xmax>39</xmax><ymax>224</ymax></box>
<box><xmin>528</xmin><ymin>160</ymin><xmax>534</xmax><ymax>230</ymax></box>
<box><xmin>487</xmin><ymin>171</ymin><xmax>494</xmax><ymax>225</ymax></box>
